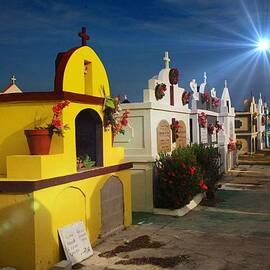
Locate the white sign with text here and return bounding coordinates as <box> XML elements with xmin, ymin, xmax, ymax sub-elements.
<box><xmin>58</xmin><ymin>221</ymin><xmax>93</xmax><ymax>265</ymax></box>
<box><xmin>200</xmin><ymin>127</ymin><xmax>208</xmax><ymax>144</ymax></box>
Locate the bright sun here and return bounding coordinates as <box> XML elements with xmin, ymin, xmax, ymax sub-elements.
<box><xmin>257</xmin><ymin>39</ymin><xmax>270</xmax><ymax>51</ymax></box>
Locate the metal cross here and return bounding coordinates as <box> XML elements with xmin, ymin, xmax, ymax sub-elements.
<box><xmin>78</xmin><ymin>27</ymin><xmax>90</xmax><ymax>46</ymax></box>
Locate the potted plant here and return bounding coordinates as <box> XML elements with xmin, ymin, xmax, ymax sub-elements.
<box><xmin>25</xmin><ymin>100</ymin><xmax>70</xmax><ymax>155</ymax></box>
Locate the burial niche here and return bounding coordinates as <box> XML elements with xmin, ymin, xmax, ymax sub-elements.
<box><xmin>101</xmin><ymin>176</ymin><xmax>124</xmax><ymax>238</ymax></box>
<box><xmin>75</xmin><ymin>109</ymin><xmax>103</xmax><ymax>168</ymax></box>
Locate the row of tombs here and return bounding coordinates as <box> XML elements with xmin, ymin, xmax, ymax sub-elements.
<box><xmin>0</xmin><ymin>28</ymin><xmax>267</xmax><ymax>270</ymax></box>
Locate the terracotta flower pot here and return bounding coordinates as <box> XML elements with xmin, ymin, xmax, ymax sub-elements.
<box><xmin>24</xmin><ymin>129</ymin><xmax>53</xmax><ymax>155</ymax></box>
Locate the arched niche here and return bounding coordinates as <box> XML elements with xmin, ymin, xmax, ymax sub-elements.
<box><xmin>100</xmin><ymin>176</ymin><xmax>124</xmax><ymax>238</ymax></box>
<box><xmin>75</xmin><ymin>109</ymin><xmax>103</xmax><ymax>167</ymax></box>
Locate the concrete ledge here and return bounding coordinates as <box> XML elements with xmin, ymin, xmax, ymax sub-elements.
<box><xmin>153</xmin><ymin>193</ymin><xmax>204</xmax><ymax>217</ymax></box>
<box><xmin>7</xmin><ymin>154</ymin><xmax>74</xmax><ymax>180</ymax></box>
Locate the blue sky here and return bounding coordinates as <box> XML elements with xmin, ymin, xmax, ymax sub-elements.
<box><xmin>0</xmin><ymin>0</ymin><xmax>270</xmax><ymax>109</ymax></box>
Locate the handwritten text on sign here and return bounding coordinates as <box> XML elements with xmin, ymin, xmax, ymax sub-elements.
<box><xmin>58</xmin><ymin>221</ymin><xmax>93</xmax><ymax>265</ymax></box>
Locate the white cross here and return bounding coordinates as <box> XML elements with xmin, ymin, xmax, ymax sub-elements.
<box><xmin>163</xmin><ymin>51</ymin><xmax>170</xmax><ymax>69</ymax></box>
<box><xmin>11</xmin><ymin>75</ymin><xmax>16</xmax><ymax>84</ymax></box>
<box><xmin>225</xmin><ymin>80</ymin><xmax>227</xmax><ymax>88</ymax></box>
<box><xmin>203</xmin><ymin>72</ymin><xmax>207</xmax><ymax>84</ymax></box>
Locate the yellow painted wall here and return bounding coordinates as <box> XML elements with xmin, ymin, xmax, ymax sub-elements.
<box><xmin>0</xmin><ymin>193</ymin><xmax>35</xmax><ymax>270</ymax></box>
<box><xmin>0</xmin><ymin>170</ymin><xmax>131</xmax><ymax>270</ymax></box>
<box><xmin>62</xmin><ymin>46</ymin><xmax>110</xmax><ymax>97</ymax></box>
<box><xmin>0</xmin><ymin>102</ymin><xmax>63</xmax><ymax>175</ymax></box>
<box><xmin>0</xmin><ymin>101</ymin><xmax>124</xmax><ymax>179</ymax></box>
<box><xmin>0</xmin><ymin>45</ymin><xmax>132</xmax><ymax>270</ymax></box>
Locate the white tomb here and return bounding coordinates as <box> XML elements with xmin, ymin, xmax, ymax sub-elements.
<box><xmin>190</xmin><ymin>75</ymin><xmax>236</xmax><ymax>172</ymax></box>
<box><xmin>218</xmin><ymin>80</ymin><xmax>236</xmax><ymax>171</ymax></box>
<box><xmin>257</xmin><ymin>93</ymin><xmax>265</xmax><ymax>150</ymax></box>
<box><xmin>114</xmin><ymin>52</ymin><xmax>191</xmax><ymax>212</ymax></box>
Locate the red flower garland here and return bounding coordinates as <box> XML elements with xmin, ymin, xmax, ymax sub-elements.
<box><xmin>155</xmin><ymin>83</ymin><xmax>167</xmax><ymax>100</ymax></box>
<box><xmin>198</xmin><ymin>112</ymin><xmax>208</xmax><ymax>128</ymax></box>
<box><xmin>182</xmin><ymin>91</ymin><xmax>191</xmax><ymax>106</ymax></box>
<box><xmin>212</xmin><ymin>97</ymin><xmax>219</xmax><ymax>108</ymax></box>
<box><xmin>169</xmin><ymin>68</ymin><xmax>179</xmax><ymax>85</ymax></box>
<box><xmin>202</xmin><ymin>92</ymin><xmax>210</xmax><ymax>104</ymax></box>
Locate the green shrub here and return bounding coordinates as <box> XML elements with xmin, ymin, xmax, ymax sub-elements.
<box><xmin>155</xmin><ymin>149</ymin><xmax>205</xmax><ymax>209</ymax></box>
<box><xmin>155</xmin><ymin>144</ymin><xmax>223</xmax><ymax>209</ymax></box>
<box><xmin>190</xmin><ymin>144</ymin><xmax>223</xmax><ymax>200</ymax></box>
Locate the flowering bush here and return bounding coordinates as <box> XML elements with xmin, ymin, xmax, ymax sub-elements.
<box><xmin>228</xmin><ymin>138</ymin><xmax>236</xmax><ymax>152</ymax></box>
<box><xmin>155</xmin><ymin>148</ymin><xmax>204</xmax><ymax>209</ymax></box>
<box><xmin>201</xmin><ymin>92</ymin><xmax>210</xmax><ymax>104</ymax></box>
<box><xmin>212</xmin><ymin>97</ymin><xmax>219</xmax><ymax>108</ymax></box>
<box><xmin>182</xmin><ymin>91</ymin><xmax>191</xmax><ymax>105</ymax></box>
<box><xmin>103</xmin><ymin>95</ymin><xmax>129</xmax><ymax>137</ymax></box>
<box><xmin>198</xmin><ymin>112</ymin><xmax>208</xmax><ymax>128</ymax></box>
<box><xmin>191</xmin><ymin>144</ymin><xmax>222</xmax><ymax>200</ymax></box>
<box><xmin>155</xmin><ymin>83</ymin><xmax>167</xmax><ymax>100</ymax></box>
<box><xmin>35</xmin><ymin>100</ymin><xmax>70</xmax><ymax>137</ymax></box>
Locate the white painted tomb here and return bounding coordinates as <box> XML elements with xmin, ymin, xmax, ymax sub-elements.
<box><xmin>114</xmin><ymin>52</ymin><xmax>190</xmax><ymax>212</ymax></box>
<box><xmin>218</xmin><ymin>80</ymin><xmax>236</xmax><ymax>171</ymax></box>
<box><xmin>257</xmin><ymin>93</ymin><xmax>265</xmax><ymax>150</ymax></box>
<box><xmin>190</xmin><ymin>75</ymin><xmax>236</xmax><ymax>172</ymax></box>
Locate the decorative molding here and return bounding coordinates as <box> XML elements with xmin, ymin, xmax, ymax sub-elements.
<box><xmin>0</xmin><ymin>162</ymin><xmax>133</xmax><ymax>193</ymax></box>
<box><xmin>0</xmin><ymin>91</ymin><xmax>104</xmax><ymax>105</ymax></box>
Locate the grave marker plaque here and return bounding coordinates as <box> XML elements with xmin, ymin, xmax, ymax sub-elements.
<box><xmin>176</xmin><ymin>120</ymin><xmax>187</xmax><ymax>147</ymax></box>
<box><xmin>211</xmin><ymin>131</ymin><xmax>217</xmax><ymax>143</ymax></box>
<box><xmin>200</xmin><ymin>127</ymin><xmax>208</xmax><ymax>144</ymax></box>
<box><xmin>157</xmin><ymin>120</ymin><xmax>171</xmax><ymax>153</ymax></box>
<box><xmin>58</xmin><ymin>221</ymin><xmax>93</xmax><ymax>265</ymax></box>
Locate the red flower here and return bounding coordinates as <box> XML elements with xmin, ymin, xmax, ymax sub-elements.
<box><xmin>52</xmin><ymin>104</ymin><xmax>62</xmax><ymax>115</ymax></box>
<box><xmin>190</xmin><ymin>167</ymin><xmax>196</xmax><ymax>175</ymax></box>
<box><xmin>198</xmin><ymin>112</ymin><xmax>208</xmax><ymax>128</ymax></box>
<box><xmin>199</xmin><ymin>180</ymin><xmax>208</xmax><ymax>191</ymax></box>
<box><xmin>212</xmin><ymin>97</ymin><xmax>219</xmax><ymax>108</ymax></box>
<box><xmin>52</xmin><ymin>117</ymin><xmax>62</xmax><ymax>129</ymax></box>
<box><xmin>121</xmin><ymin>117</ymin><xmax>128</xmax><ymax>126</ymax></box>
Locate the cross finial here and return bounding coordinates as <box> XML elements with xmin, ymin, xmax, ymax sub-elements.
<box><xmin>11</xmin><ymin>75</ymin><xmax>16</xmax><ymax>85</ymax></box>
<box><xmin>204</xmin><ymin>72</ymin><xmax>207</xmax><ymax>84</ymax></box>
<box><xmin>225</xmin><ymin>80</ymin><xmax>227</xmax><ymax>88</ymax></box>
<box><xmin>78</xmin><ymin>27</ymin><xmax>90</xmax><ymax>46</ymax></box>
<box><xmin>163</xmin><ymin>51</ymin><xmax>170</xmax><ymax>69</ymax></box>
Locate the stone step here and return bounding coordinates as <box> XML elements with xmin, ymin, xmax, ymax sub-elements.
<box><xmin>238</xmin><ymin>160</ymin><xmax>270</xmax><ymax>166</ymax></box>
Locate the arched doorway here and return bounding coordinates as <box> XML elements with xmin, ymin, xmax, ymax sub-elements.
<box><xmin>75</xmin><ymin>109</ymin><xmax>103</xmax><ymax>167</ymax></box>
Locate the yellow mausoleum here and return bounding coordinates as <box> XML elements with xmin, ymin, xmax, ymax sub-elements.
<box><xmin>0</xmin><ymin>29</ymin><xmax>132</xmax><ymax>270</ymax></box>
